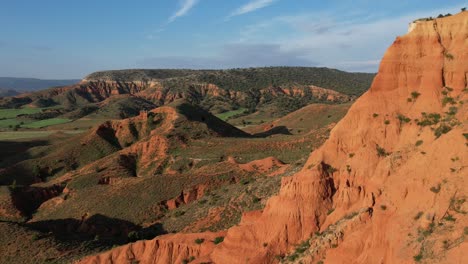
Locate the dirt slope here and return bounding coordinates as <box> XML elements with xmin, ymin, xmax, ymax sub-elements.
<box><xmin>78</xmin><ymin>11</ymin><xmax>468</xmax><ymax>264</ymax></box>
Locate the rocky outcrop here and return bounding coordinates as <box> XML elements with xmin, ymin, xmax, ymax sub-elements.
<box><xmin>78</xmin><ymin>12</ymin><xmax>467</xmax><ymax>264</ymax></box>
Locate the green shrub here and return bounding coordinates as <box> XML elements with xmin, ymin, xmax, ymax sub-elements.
<box><xmin>447</xmin><ymin>106</ymin><xmax>458</xmax><ymax>115</ymax></box>
<box><xmin>384</xmin><ymin>120</ymin><xmax>390</xmax><ymax>125</ymax></box>
<box><xmin>195</xmin><ymin>238</ymin><xmax>205</xmax><ymax>244</ymax></box>
<box><xmin>174</xmin><ymin>211</ymin><xmax>185</xmax><ymax>217</ymax></box>
<box><xmin>327</xmin><ymin>208</ymin><xmax>335</xmax><ymax>215</ymax></box>
<box><xmin>414</xmin><ymin>211</ymin><xmax>424</xmax><ymax>220</ymax></box>
<box><xmin>442</xmin><ymin>97</ymin><xmax>456</xmax><ymax>106</ymax></box>
<box><xmin>240</xmin><ymin>177</ymin><xmax>253</xmax><ymax>185</ymax></box>
<box><xmin>444</xmin><ymin>52</ymin><xmax>454</xmax><ymax>60</ymax></box>
<box><xmin>443</xmin><ymin>215</ymin><xmax>456</xmax><ymax>222</ymax></box>
<box><xmin>373</xmin><ymin>113</ymin><xmax>379</xmax><ymax>118</ymax></box>
<box><xmin>326</xmin><ymin>166</ymin><xmax>338</xmax><ymax>174</ymax></box>
<box><xmin>415</xmin><ymin>140</ymin><xmax>423</xmax><ymax>146</ymax></box>
<box><xmin>430</xmin><ymin>184</ymin><xmax>441</xmax><ymax>193</ymax></box>
<box><xmin>414</xmin><ymin>253</ymin><xmax>423</xmax><ymax>262</ymax></box>
<box><xmin>127</xmin><ymin>231</ymin><xmax>140</xmax><ymax>242</ymax></box>
<box><xmin>417</xmin><ymin>113</ymin><xmax>441</xmax><ymax>126</ymax></box>
<box><xmin>397</xmin><ymin>114</ymin><xmax>411</xmax><ymax>123</ymax></box>
<box><xmin>213</xmin><ymin>236</ymin><xmax>224</xmax><ymax>244</ymax></box>
<box><xmin>411</xmin><ymin>91</ymin><xmax>421</xmax><ymax>100</ymax></box>
<box><xmin>434</xmin><ymin>124</ymin><xmax>451</xmax><ymax>138</ymax></box>
<box><xmin>376</xmin><ymin>145</ymin><xmax>389</xmax><ymax>157</ymax></box>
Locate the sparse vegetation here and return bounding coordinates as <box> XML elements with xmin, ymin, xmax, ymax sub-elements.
<box><xmin>213</xmin><ymin>236</ymin><xmax>224</xmax><ymax>244</ymax></box>
<box><xmin>413</xmin><ymin>252</ymin><xmax>423</xmax><ymax>262</ymax></box>
<box><xmin>444</xmin><ymin>52</ymin><xmax>454</xmax><ymax>60</ymax></box>
<box><xmin>414</xmin><ymin>211</ymin><xmax>424</xmax><ymax>220</ymax></box>
<box><xmin>434</xmin><ymin>124</ymin><xmax>451</xmax><ymax>138</ymax></box>
<box><xmin>326</xmin><ymin>166</ymin><xmax>338</xmax><ymax>174</ymax></box>
<box><xmin>415</xmin><ymin>140</ymin><xmax>423</xmax><ymax>147</ymax></box>
<box><xmin>384</xmin><ymin>120</ymin><xmax>390</xmax><ymax>125</ymax></box>
<box><xmin>397</xmin><ymin>114</ymin><xmax>411</xmax><ymax>124</ymax></box>
<box><xmin>380</xmin><ymin>205</ymin><xmax>387</xmax><ymax>210</ymax></box>
<box><xmin>430</xmin><ymin>184</ymin><xmax>441</xmax><ymax>193</ymax></box>
<box><xmin>376</xmin><ymin>145</ymin><xmax>390</xmax><ymax>157</ymax></box>
<box><xmin>417</xmin><ymin>113</ymin><xmax>441</xmax><ymax>126</ymax></box>
<box><xmin>195</xmin><ymin>238</ymin><xmax>205</xmax><ymax>244</ymax></box>
<box><xmin>127</xmin><ymin>231</ymin><xmax>140</xmax><ymax>242</ymax></box>
<box><xmin>411</xmin><ymin>91</ymin><xmax>421</xmax><ymax>100</ymax></box>
<box><xmin>442</xmin><ymin>96</ymin><xmax>456</xmax><ymax>107</ymax></box>
<box><xmin>443</xmin><ymin>215</ymin><xmax>456</xmax><ymax>222</ymax></box>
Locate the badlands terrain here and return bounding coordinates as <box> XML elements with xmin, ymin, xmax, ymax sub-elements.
<box><xmin>0</xmin><ymin>10</ymin><xmax>467</xmax><ymax>264</ymax></box>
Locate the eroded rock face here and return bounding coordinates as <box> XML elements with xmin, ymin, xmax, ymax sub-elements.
<box><xmin>77</xmin><ymin>12</ymin><xmax>468</xmax><ymax>264</ymax></box>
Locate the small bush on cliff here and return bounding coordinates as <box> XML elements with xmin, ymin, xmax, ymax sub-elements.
<box><xmin>174</xmin><ymin>210</ymin><xmax>185</xmax><ymax>217</ymax></box>
<box><xmin>447</xmin><ymin>106</ymin><xmax>458</xmax><ymax>116</ymax></box>
<box><xmin>397</xmin><ymin>114</ymin><xmax>411</xmax><ymax>124</ymax></box>
<box><xmin>417</xmin><ymin>113</ymin><xmax>441</xmax><ymax>126</ymax></box>
<box><xmin>195</xmin><ymin>238</ymin><xmax>205</xmax><ymax>244</ymax></box>
<box><xmin>443</xmin><ymin>215</ymin><xmax>456</xmax><ymax>222</ymax></box>
<box><xmin>434</xmin><ymin>124</ymin><xmax>451</xmax><ymax>138</ymax></box>
<box><xmin>376</xmin><ymin>145</ymin><xmax>390</xmax><ymax>157</ymax></box>
<box><xmin>326</xmin><ymin>166</ymin><xmax>338</xmax><ymax>174</ymax></box>
<box><xmin>414</xmin><ymin>211</ymin><xmax>424</xmax><ymax>220</ymax></box>
<box><xmin>411</xmin><ymin>91</ymin><xmax>421</xmax><ymax>100</ymax></box>
<box><xmin>444</xmin><ymin>52</ymin><xmax>454</xmax><ymax>60</ymax></box>
<box><xmin>442</xmin><ymin>96</ymin><xmax>456</xmax><ymax>106</ymax></box>
<box><xmin>213</xmin><ymin>236</ymin><xmax>224</xmax><ymax>244</ymax></box>
<box><xmin>430</xmin><ymin>184</ymin><xmax>441</xmax><ymax>193</ymax></box>
<box><xmin>414</xmin><ymin>252</ymin><xmax>423</xmax><ymax>262</ymax></box>
<box><xmin>127</xmin><ymin>231</ymin><xmax>140</xmax><ymax>242</ymax></box>
<box><xmin>415</xmin><ymin>140</ymin><xmax>423</xmax><ymax>147</ymax></box>
<box><xmin>384</xmin><ymin>120</ymin><xmax>390</xmax><ymax>125</ymax></box>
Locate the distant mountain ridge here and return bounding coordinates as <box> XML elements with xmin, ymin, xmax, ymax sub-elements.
<box><xmin>0</xmin><ymin>77</ymin><xmax>80</xmax><ymax>92</ymax></box>
<box><xmin>0</xmin><ymin>67</ymin><xmax>374</xmax><ymax>121</ymax></box>
<box><xmin>84</xmin><ymin>67</ymin><xmax>375</xmax><ymax>96</ymax></box>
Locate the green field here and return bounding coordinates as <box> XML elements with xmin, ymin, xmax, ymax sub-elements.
<box><xmin>22</xmin><ymin>118</ymin><xmax>71</xmax><ymax>129</ymax></box>
<box><xmin>0</xmin><ymin>107</ymin><xmax>43</xmax><ymax>119</ymax></box>
<box><xmin>0</xmin><ymin>130</ymin><xmax>83</xmax><ymax>140</ymax></box>
<box><xmin>0</xmin><ymin>118</ymin><xmax>27</xmax><ymax>128</ymax></box>
<box><xmin>215</xmin><ymin>108</ymin><xmax>247</xmax><ymax>121</ymax></box>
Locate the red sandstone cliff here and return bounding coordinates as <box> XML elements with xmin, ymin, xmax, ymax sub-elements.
<box><xmin>77</xmin><ymin>12</ymin><xmax>468</xmax><ymax>264</ymax></box>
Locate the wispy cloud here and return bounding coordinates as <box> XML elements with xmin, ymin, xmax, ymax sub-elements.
<box><xmin>147</xmin><ymin>0</ymin><xmax>199</xmax><ymax>39</ymax></box>
<box><xmin>227</xmin><ymin>0</ymin><xmax>278</xmax><ymax>20</ymax></box>
<box><xmin>168</xmin><ymin>0</ymin><xmax>199</xmax><ymax>23</ymax></box>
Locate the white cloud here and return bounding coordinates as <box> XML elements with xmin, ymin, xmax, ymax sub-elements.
<box><xmin>235</xmin><ymin>4</ymin><xmax>467</xmax><ymax>72</ymax></box>
<box><xmin>227</xmin><ymin>0</ymin><xmax>277</xmax><ymax>19</ymax></box>
<box><xmin>168</xmin><ymin>0</ymin><xmax>199</xmax><ymax>23</ymax></box>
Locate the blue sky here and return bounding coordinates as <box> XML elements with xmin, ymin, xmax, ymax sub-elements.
<box><xmin>0</xmin><ymin>0</ymin><xmax>466</xmax><ymax>79</ymax></box>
